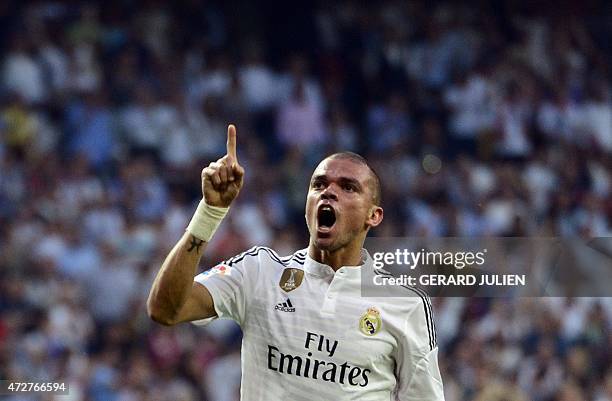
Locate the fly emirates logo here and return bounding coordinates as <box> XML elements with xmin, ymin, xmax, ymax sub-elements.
<box><xmin>267</xmin><ymin>332</ymin><xmax>370</xmax><ymax>387</ymax></box>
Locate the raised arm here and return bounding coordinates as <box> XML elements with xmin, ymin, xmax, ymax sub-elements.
<box><xmin>147</xmin><ymin>124</ymin><xmax>245</xmax><ymax>326</ymax></box>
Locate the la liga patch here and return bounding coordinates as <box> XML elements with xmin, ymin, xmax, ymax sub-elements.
<box><xmin>200</xmin><ymin>264</ymin><xmax>231</xmax><ymax>280</ymax></box>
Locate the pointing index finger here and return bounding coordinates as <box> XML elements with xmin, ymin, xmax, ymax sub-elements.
<box><xmin>226</xmin><ymin>124</ymin><xmax>238</xmax><ymax>162</ymax></box>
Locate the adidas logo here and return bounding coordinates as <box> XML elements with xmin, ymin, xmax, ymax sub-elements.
<box><xmin>274</xmin><ymin>298</ymin><xmax>295</xmax><ymax>312</ymax></box>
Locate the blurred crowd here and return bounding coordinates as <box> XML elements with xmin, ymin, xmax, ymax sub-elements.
<box><xmin>0</xmin><ymin>1</ymin><xmax>610</xmax><ymax>400</ymax></box>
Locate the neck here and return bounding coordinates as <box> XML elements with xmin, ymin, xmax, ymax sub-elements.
<box><xmin>308</xmin><ymin>240</ymin><xmax>364</xmax><ymax>271</ymax></box>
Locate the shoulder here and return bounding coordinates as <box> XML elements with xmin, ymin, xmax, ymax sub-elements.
<box><xmin>373</xmin><ymin>267</ymin><xmax>432</xmax><ymax>302</ymax></box>
<box><xmin>373</xmin><ymin>268</ymin><xmax>437</xmax><ymax>351</ymax></box>
<box><xmin>225</xmin><ymin>246</ymin><xmax>306</xmax><ymax>270</ymax></box>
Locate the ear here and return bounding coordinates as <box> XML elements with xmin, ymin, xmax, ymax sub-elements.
<box><xmin>365</xmin><ymin>206</ymin><xmax>383</xmax><ymax>228</ymax></box>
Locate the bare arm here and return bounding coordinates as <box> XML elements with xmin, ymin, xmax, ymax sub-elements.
<box><xmin>147</xmin><ymin>124</ymin><xmax>244</xmax><ymax>326</ymax></box>
<box><xmin>147</xmin><ymin>233</ymin><xmax>215</xmax><ymax>325</ymax></box>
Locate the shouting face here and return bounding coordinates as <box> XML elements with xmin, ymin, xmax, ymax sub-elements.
<box><xmin>305</xmin><ymin>157</ymin><xmax>383</xmax><ymax>252</ymax></box>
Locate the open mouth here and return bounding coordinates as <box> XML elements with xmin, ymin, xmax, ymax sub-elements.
<box><xmin>317</xmin><ymin>205</ymin><xmax>337</xmax><ymax>232</ymax></box>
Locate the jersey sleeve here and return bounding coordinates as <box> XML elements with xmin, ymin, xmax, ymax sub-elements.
<box><xmin>394</xmin><ymin>296</ymin><xmax>445</xmax><ymax>401</ymax></box>
<box><xmin>192</xmin><ymin>247</ymin><xmax>260</xmax><ymax>327</ymax></box>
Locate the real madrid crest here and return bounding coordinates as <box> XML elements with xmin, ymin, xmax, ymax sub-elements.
<box><xmin>279</xmin><ymin>268</ymin><xmax>304</xmax><ymax>292</ymax></box>
<box><xmin>359</xmin><ymin>307</ymin><xmax>382</xmax><ymax>336</ymax></box>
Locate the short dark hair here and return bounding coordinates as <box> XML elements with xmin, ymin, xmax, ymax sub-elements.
<box><xmin>325</xmin><ymin>152</ymin><xmax>382</xmax><ymax>205</ymax></box>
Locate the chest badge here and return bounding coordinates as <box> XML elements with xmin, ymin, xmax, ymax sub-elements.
<box><xmin>359</xmin><ymin>307</ymin><xmax>382</xmax><ymax>336</ymax></box>
<box><xmin>279</xmin><ymin>268</ymin><xmax>304</xmax><ymax>292</ymax></box>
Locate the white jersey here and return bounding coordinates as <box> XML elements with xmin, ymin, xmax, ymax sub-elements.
<box><xmin>194</xmin><ymin>247</ymin><xmax>444</xmax><ymax>401</ymax></box>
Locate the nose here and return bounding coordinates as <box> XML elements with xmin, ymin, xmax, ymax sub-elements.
<box><xmin>321</xmin><ymin>185</ymin><xmax>338</xmax><ymax>201</ymax></box>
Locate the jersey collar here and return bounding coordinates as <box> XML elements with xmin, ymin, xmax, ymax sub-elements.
<box><xmin>303</xmin><ymin>248</ymin><xmax>374</xmax><ymax>279</ymax></box>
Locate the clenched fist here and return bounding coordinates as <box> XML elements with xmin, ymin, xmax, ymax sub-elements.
<box><xmin>201</xmin><ymin>124</ymin><xmax>245</xmax><ymax>207</ymax></box>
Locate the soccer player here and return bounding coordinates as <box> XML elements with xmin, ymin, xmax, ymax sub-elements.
<box><xmin>147</xmin><ymin>125</ymin><xmax>444</xmax><ymax>400</ymax></box>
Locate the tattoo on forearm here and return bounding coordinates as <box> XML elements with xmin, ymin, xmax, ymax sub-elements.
<box><xmin>187</xmin><ymin>236</ymin><xmax>204</xmax><ymax>253</ymax></box>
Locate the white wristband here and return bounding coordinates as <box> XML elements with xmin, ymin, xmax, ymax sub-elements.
<box><xmin>186</xmin><ymin>200</ymin><xmax>229</xmax><ymax>242</ymax></box>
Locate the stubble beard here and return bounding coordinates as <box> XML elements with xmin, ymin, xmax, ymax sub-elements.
<box><xmin>311</xmin><ymin>224</ymin><xmax>362</xmax><ymax>254</ymax></box>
